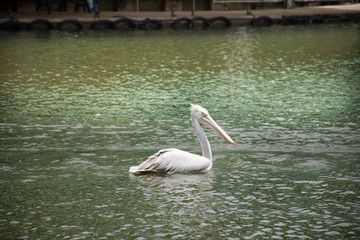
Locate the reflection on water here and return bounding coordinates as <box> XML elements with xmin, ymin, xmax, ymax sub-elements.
<box><xmin>0</xmin><ymin>25</ymin><xmax>360</xmax><ymax>239</ymax></box>
<box><xmin>129</xmin><ymin>173</ymin><xmax>215</xmax><ymax>237</ymax></box>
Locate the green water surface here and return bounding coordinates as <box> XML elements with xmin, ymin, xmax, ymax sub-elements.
<box><xmin>0</xmin><ymin>25</ymin><xmax>359</xmax><ymax>239</ymax></box>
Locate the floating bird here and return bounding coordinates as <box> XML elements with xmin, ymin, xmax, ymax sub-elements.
<box><xmin>129</xmin><ymin>104</ymin><xmax>234</xmax><ymax>174</ymax></box>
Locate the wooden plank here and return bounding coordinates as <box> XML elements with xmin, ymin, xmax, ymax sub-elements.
<box><xmin>214</xmin><ymin>0</ymin><xmax>283</xmax><ymax>3</ymax></box>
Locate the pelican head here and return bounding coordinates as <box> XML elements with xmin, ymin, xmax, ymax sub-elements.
<box><xmin>190</xmin><ymin>104</ymin><xmax>235</xmax><ymax>144</ymax></box>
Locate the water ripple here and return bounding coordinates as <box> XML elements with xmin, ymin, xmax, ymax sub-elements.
<box><xmin>1</xmin><ymin>25</ymin><xmax>359</xmax><ymax>240</ymax></box>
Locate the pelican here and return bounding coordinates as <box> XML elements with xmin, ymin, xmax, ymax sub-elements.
<box><xmin>129</xmin><ymin>104</ymin><xmax>234</xmax><ymax>174</ymax></box>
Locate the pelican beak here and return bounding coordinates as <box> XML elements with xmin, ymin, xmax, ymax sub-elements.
<box><xmin>200</xmin><ymin>115</ymin><xmax>235</xmax><ymax>144</ymax></box>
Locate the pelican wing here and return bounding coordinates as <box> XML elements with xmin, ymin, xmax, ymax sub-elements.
<box><xmin>129</xmin><ymin>149</ymin><xmax>211</xmax><ymax>174</ymax></box>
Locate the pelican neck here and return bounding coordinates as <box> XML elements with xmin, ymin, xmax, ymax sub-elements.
<box><xmin>192</xmin><ymin>116</ymin><xmax>212</xmax><ymax>160</ymax></box>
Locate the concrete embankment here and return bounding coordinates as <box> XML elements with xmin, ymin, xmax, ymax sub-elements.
<box><xmin>0</xmin><ymin>4</ymin><xmax>359</xmax><ymax>30</ymax></box>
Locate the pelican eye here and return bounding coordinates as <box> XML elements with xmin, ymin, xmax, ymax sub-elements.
<box><xmin>201</xmin><ymin>112</ymin><xmax>207</xmax><ymax>117</ymax></box>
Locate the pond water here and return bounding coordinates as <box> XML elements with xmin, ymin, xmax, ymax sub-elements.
<box><xmin>0</xmin><ymin>24</ymin><xmax>360</xmax><ymax>239</ymax></box>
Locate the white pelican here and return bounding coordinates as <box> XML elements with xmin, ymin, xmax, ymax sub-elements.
<box><xmin>129</xmin><ymin>104</ymin><xmax>234</xmax><ymax>174</ymax></box>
